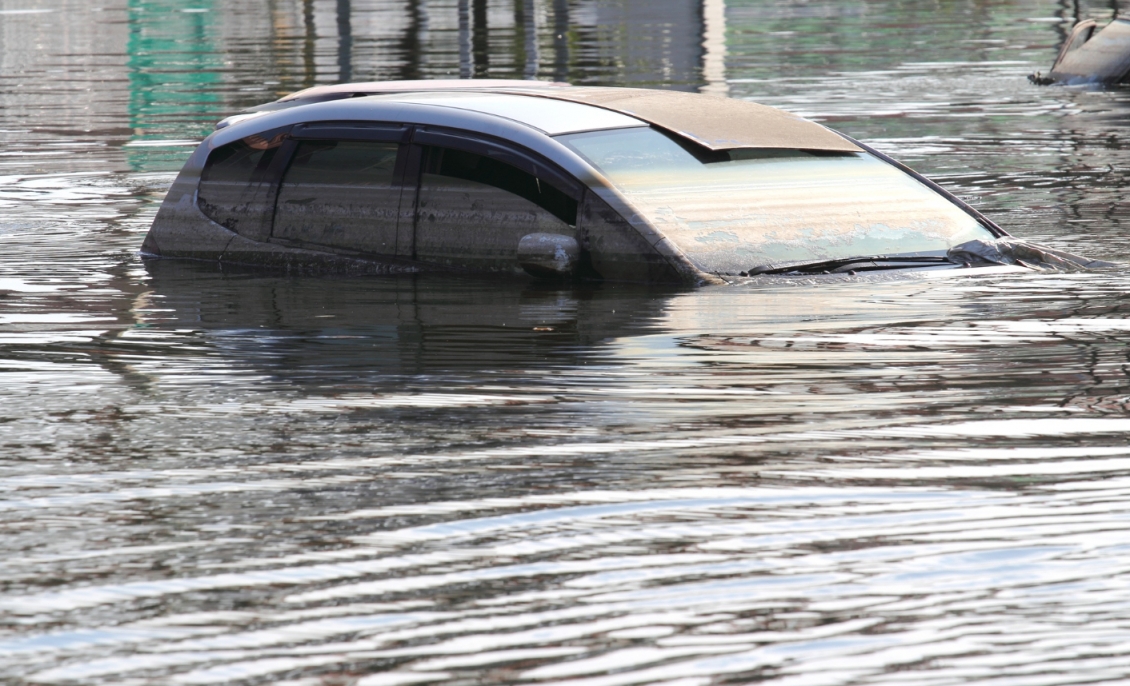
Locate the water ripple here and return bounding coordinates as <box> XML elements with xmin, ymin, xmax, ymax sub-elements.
<box><xmin>6</xmin><ymin>0</ymin><xmax>1130</xmax><ymax>684</ymax></box>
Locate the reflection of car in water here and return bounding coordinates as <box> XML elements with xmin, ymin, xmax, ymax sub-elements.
<box><xmin>143</xmin><ymin>80</ymin><xmax>1109</xmax><ymax>285</ymax></box>
<box><xmin>139</xmin><ymin>259</ymin><xmax>673</xmax><ymax>379</ymax></box>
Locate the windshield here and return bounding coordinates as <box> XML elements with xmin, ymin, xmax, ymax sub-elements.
<box><xmin>556</xmin><ymin>127</ymin><xmax>996</xmax><ymax>274</ymax></box>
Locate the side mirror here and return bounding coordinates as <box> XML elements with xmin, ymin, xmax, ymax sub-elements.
<box><xmin>517</xmin><ymin>233</ymin><xmax>580</xmax><ymax>279</ymax></box>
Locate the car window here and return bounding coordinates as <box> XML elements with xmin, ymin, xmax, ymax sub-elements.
<box><xmin>273</xmin><ymin>140</ymin><xmax>402</xmax><ymax>255</ymax></box>
<box><xmin>556</xmin><ymin>127</ymin><xmax>997</xmax><ymax>274</ymax></box>
<box><xmin>197</xmin><ymin>131</ymin><xmax>286</xmax><ymax>236</ymax></box>
<box><xmin>413</xmin><ymin>146</ymin><xmax>576</xmax><ymax>269</ymax></box>
<box><xmin>281</xmin><ymin>139</ymin><xmax>399</xmax><ymax>187</ymax></box>
<box><xmin>424</xmin><ymin>146</ymin><xmax>577</xmax><ymax>226</ymax></box>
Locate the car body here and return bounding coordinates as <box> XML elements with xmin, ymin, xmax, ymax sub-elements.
<box><xmin>142</xmin><ymin>80</ymin><xmax>1103</xmax><ymax>284</ymax></box>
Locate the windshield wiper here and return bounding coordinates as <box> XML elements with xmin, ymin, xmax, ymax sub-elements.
<box><xmin>743</xmin><ymin>255</ymin><xmax>957</xmax><ymax>276</ymax></box>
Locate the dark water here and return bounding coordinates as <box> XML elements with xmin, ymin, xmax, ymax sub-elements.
<box><xmin>6</xmin><ymin>1</ymin><xmax>1130</xmax><ymax>684</ymax></box>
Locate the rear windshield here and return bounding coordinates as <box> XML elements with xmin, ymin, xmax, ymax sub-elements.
<box><xmin>556</xmin><ymin>127</ymin><xmax>996</xmax><ymax>274</ymax></box>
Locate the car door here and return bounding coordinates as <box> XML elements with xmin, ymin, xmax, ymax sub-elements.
<box><xmin>271</xmin><ymin>123</ymin><xmax>410</xmax><ymax>257</ymax></box>
<box><xmin>403</xmin><ymin>129</ymin><xmax>583</xmax><ymax>272</ymax></box>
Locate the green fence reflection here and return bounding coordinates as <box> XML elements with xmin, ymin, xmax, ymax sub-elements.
<box><xmin>126</xmin><ymin>0</ymin><xmax>221</xmax><ymax>171</ymax></box>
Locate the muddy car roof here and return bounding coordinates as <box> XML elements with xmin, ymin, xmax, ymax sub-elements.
<box><xmin>251</xmin><ymin>80</ymin><xmax>860</xmax><ymax>154</ymax></box>
<box><xmin>362</xmin><ymin>91</ymin><xmax>646</xmax><ymax>136</ymax></box>
<box><xmin>272</xmin><ymin>78</ymin><xmax>571</xmax><ymax>103</ymax></box>
<box><xmin>500</xmin><ymin>87</ymin><xmax>861</xmax><ymax>152</ymax></box>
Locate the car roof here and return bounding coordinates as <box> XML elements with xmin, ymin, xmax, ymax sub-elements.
<box><xmin>361</xmin><ymin>92</ymin><xmax>644</xmax><ymax>136</ymax></box>
<box><xmin>274</xmin><ymin>78</ymin><xmax>571</xmax><ymax>103</ymax></box>
<box><xmin>514</xmin><ymin>87</ymin><xmax>861</xmax><ymax>153</ymax></box>
<box><xmin>252</xmin><ymin>80</ymin><xmax>861</xmax><ymax>154</ymax></box>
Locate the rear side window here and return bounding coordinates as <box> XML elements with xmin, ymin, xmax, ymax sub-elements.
<box><xmin>424</xmin><ymin>146</ymin><xmax>577</xmax><ymax>226</ymax></box>
<box><xmin>197</xmin><ymin>130</ymin><xmax>287</xmax><ymax>235</ymax></box>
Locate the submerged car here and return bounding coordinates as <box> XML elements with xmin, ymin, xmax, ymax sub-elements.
<box><xmin>1030</xmin><ymin>18</ymin><xmax>1130</xmax><ymax>86</ymax></box>
<box><xmin>142</xmin><ymin>80</ymin><xmax>1107</xmax><ymax>284</ymax></box>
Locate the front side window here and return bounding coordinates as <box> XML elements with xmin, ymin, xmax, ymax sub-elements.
<box><xmin>197</xmin><ymin>130</ymin><xmax>287</xmax><ymax>237</ymax></box>
<box><xmin>413</xmin><ymin>146</ymin><xmax>577</xmax><ymax>269</ymax></box>
<box><xmin>272</xmin><ymin>140</ymin><xmax>402</xmax><ymax>255</ymax></box>
<box><xmin>557</xmin><ymin>127</ymin><xmax>996</xmax><ymax>275</ymax></box>
<box><xmin>424</xmin><ymin>146</ymin><xmax>577</xmax><ymax>226</ymax></box>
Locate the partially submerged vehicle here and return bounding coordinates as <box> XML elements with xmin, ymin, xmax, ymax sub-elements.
<box><xmin>1030</xmin><ymin>18</ymin><xmax>1130</xmax><ymax>85</ymax></box>
<box><xmin>142</xmin><ymin>80</ymin><xmax>1108</xmax><ymax>284</ymax></box>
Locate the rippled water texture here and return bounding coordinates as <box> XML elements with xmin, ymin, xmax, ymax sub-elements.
<box><xmin>6</xmin><ymin>0</ymin><xmax>1130</xmax><ymax>684</ymax></box>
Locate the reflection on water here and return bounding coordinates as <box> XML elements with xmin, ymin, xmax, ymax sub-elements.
<box><xmin>6</xmin><ymin>0</ymin><xmax>1130</xmax><ymax>684</ymax></box>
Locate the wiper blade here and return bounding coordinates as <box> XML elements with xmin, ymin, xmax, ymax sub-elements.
<box><xmin>743</xmin><ymin>255</ymin><xmax>956</xmax><ymax>276</ymax></box>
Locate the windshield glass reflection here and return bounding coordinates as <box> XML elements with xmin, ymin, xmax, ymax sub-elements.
<box><xmin>558</xmin><ymin>127</ymin><xmax>995</xmax><ymax>273</ymax></box>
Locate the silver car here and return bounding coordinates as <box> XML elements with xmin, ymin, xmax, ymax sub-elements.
<box><xmin>142</xmin><ymin>79</ymin><xmax>1105</xmax><ymax>284</ymax></box>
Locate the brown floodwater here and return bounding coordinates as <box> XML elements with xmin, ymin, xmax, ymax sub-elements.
<box><xmin>5</xmin><ymin>1</ymin><xmax>1130</xmax><ymax>684</ymax></box>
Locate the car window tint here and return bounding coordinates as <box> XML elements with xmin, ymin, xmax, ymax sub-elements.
<box><xmin>272</xmin><ymin>140</ymin><xmax>402</xmax><ymax>255</ymax></box>
<box><xmin>414</xmin><ymin>146</ymin><xmax>576</xmax><ymax>270</ymax></box>
<box><xmin>197</xmin><ymin>132</ymin><xmax>285</xmax><ymax>234</ymax></box>
<box><xmin>557</xmin><ymin>127</ymin><xmax>996</xmax><ymax>274</ymax></box>
<box><xmin>425</xmin><ymin>146</ymin><xmax>577</xmax><ymax>226</ymax></box>
<box><xmin>283</xmin><ymin>140</ymin><xmax>399</xmax><ymax>187</ymax></box>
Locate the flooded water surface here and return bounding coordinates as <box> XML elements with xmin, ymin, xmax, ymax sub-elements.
<box><xmin>6</xmin><ymin>0</ymin><xmax>1130</xmax><ymax>683</ymax></box>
